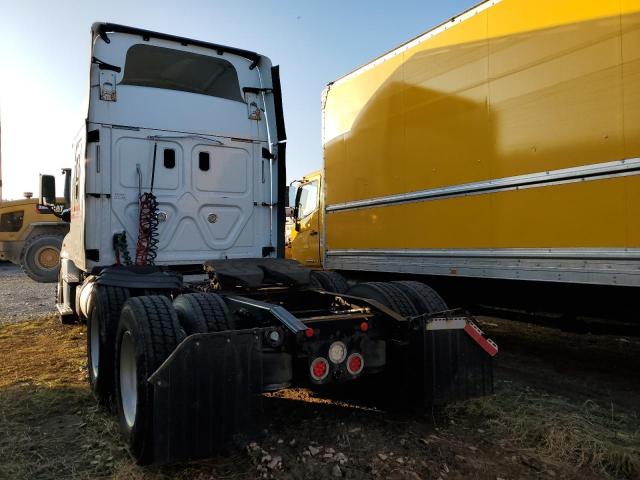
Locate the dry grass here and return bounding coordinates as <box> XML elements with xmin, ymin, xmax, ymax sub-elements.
<box><xmin>0</xmin><ymin>317</ymin><xmax>259</xmax><ymax>480</ymax></box>
<box><xmin>449</xmin><ymin>382</ymin><xmax>640</xmax><ymax>479</ymax></box>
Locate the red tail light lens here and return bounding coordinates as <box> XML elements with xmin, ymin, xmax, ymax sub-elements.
<box><xmin>310</xmin><ymin>357</ymin><xmax>329</xmax><ymax>381</ymax></box>
<box><xmin>305</xmin><ymin>328</ymin><xmax>315</xmax><ymax>338</ymax></box>
<box><xmin>346</xmin><ymin>353</ymin><xmax>364</xmax><ymax>375</ymax></box>
<box><xmin>360</xmin><ymin>321</ymin><xmax>369</xmax><ymax>332</ymax></box>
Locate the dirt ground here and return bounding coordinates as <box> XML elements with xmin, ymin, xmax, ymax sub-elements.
<box><xmin>0</xmin><ymin>263</ymin><xmax>56</xmax><ymax>325</ymax></box>
<box><xmin>0</xmin><ymin>269</ymin><xmax>639</xmax><ymax>479</ymax></box>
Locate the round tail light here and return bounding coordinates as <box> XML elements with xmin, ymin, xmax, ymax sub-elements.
<box><xmin>346</xmin><ymin>353</ymin><xmax>364</xmax><ymax>375</ymax></box>
<box><xmin>328</xmin><ymin>341</ymin><xmax>347</xmax><ymax>364</ymax></box>
<box><xmin>310</xmin><ymin>357</ymin><xmax>329</xmax><ymax>381</ymax></box>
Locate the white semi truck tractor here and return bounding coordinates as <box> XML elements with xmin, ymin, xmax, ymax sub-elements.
<box><xmin>39</xmin><ymin>23</ymin><xmax>497</xmax><ymax>465</ymax></box>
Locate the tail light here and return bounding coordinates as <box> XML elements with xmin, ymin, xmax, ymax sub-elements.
<box><xmin>310</xmin><ymin>357</ymin><xmax>329</xmax><ymax>381</ymax></box>
<box><xmin>328</xmin><ymin>341</ymin><xmax>347</xmax><ymax>364</ymax></box>
<box><xmin>346</xmin><ymin>353</ymin><xmax>364</xmax><ymax>375</ymax></box>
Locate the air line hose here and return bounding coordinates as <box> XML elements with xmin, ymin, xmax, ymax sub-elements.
<box><xmin>135</xmin><ymin>143</ymin><xmax>160</xmax><ymax>266</ymax></box>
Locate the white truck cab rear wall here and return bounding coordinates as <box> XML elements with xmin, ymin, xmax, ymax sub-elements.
<box><xmin>63</xmin><ymin>25</ymin><xmax>280</xmax><ymax>269</ymax></box>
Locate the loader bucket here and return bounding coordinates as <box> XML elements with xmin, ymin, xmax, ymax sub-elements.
<box><xmin>148</xmin><ymin>330</ymin><xmax>264</xmax><ymax>463</ymax></box>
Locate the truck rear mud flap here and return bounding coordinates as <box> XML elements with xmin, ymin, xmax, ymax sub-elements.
<box><xmin>148</xmin><ymin>330</ymin><xmax>264</xmax><ymax>464</ymax></box>
<box><xmin>402</xmin><ymin>313</ymin><xmax>497</xmax><ymax>407</ymax></box>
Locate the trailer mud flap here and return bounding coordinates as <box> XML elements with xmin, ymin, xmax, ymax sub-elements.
<box><xmin>410</xmin><ymin>316</ymin><xmax>496</xmax><ymax>406</ymax></box>
<box><xmin>148</xmin><ymin>330</ymin><xmax>263</xmax><ymax>463</ymax></box>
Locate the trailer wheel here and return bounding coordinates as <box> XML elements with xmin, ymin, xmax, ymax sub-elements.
<box><xmin>346</xmin><ymin>282</ymin><xmax>418</xmax><ymax>318</ymax></box>
<box><xmin>87</xmin><ymin>285</ymin><xmax>130</xmax><ymax>406</ymax></box>
<box><xmin>391</xmin><ymin>281</ymin><xmax>448</xmax><ymax>314</ymax></box>
<box><xmin>310</xmin><ymin>270</ymin><xmax>349</xmax><ymax>293</ymax></box>
<box><xmin>173</xmin><ymin>293</ymin><xmax>234</xmax><ymax>334</ymax></box>
<box><xmin>20</xmin><ymin>233</ymin><xmax>63</xmax><ymax>283</ymax></box>
<box><xmin>114</xmin><ymin>295</ymin><xmax>186</xmax><ymax>465</ymax></box>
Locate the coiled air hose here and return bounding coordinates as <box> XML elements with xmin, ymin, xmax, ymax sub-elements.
<box><xmin>135</xmin><ymin>143</ymin><xmax>160</xmax><ymax>266</ymax></box>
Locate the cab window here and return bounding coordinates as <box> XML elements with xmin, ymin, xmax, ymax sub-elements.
<box><xmin>0</xmin><ymin>211</ymin><xmax>24</xmax><ymax>232</ymax></box>
<box><xmin>297</xmin><ymin>181</ymin><xmax>319</xmax><ymax>218</ymax></box>
<box><xmin>121</xmin><ymin>44</ymin><xmax>244</xmax><ymax>102</ymax></box>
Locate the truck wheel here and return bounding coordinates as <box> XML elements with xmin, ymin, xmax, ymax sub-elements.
<box><xmin>173</xmin><ymin>293</ymin><xmax>234</xmax><ymax>334</ymax></box>
<box><xmin>114</xmin><ymin>295</ymin><xmax>186</xmax><ymax>465</ymax></box>
<box><xmin>20</xmin><ymin>234</ymin><xmax>63</xmax><ymax>283</ymax></box>
<box><xmin>87</xmin><ymin>286</ymin><xmax>130</xmax><ymax>406</ymax></box>
<box><xmin>346</xmin><ymin>282</ymin><xmax>418</xmax><ymax>318</ymax></box>
<box><xmin>391</xmin><ymin>281</ymin><xmax>448</xmax><ymax>314</ymax></box>
<box><xmin>310</xmin><ymin>270</ymin><xmax>349</xmax><ymax>293</ymax></box>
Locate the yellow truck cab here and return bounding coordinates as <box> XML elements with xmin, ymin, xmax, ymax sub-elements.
<box><xmin>286</xmin><ymin>170</ymin><xmax>322</xmax><ymax>268</ymax></box>
<box><xmin>0</xmin><ymin>197</ymin><xmax>69</xmax><ymax>282</ymax></box>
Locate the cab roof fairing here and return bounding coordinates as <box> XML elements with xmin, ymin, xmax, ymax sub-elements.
<box><xmin>90</xmin><ymin>23</ymin><xmax>263</xmax><ymax>68</ymax></box>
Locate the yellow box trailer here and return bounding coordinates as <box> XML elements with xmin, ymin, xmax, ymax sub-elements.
<box><xmin>291</xmin><ymin>0</ymin><xmax>640</xmax><ymax>287</ymax></box>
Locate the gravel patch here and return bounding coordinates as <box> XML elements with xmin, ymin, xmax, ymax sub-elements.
<box><xmin>0</xmin><ymin>263</ymin><xmax>56</xmax><ymax>325</ymax></box>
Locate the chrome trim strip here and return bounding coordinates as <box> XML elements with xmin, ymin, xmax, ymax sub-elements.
<box><xmin>327</xmin><ymin>248</ymin><xmax>640</xmax><ymax>260</ymax></box>
<box><xmin>326</xmin><ymin>158</ymin><xmax>640</xmax><ymax>213</ymax></box>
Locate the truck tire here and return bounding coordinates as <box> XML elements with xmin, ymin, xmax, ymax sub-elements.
<box><xmin>114</xmin><ymin>295</ymin><xmax>186</xmax><ymax>465</ymax></box>
<box><xmin>310</xmin><ymin>270</ymin><xmax>349</xmax><ymax>293</ymax></box>
<box><xmin>20</xmin><ymin>233</ymin><xmax>63</xmax><ymax>283</ymax></box>
<box><xmin>346</xmin><ymin>282</ymin><xmax>418</xmax><ymax>318</ymax></box>
<box><xmin>173</xmin><ymin>293</ymin><xmax>234</xmax><ymax>334</ymax></box>
<box><xmin>87</xmin><ymin>285</ymin><xmax>130</xmax><ymax>406</ymax></box>
<box><xmin>391</xmin><ymin>281</ymin><xmax>448</xmax><ymax>314</ymax></box>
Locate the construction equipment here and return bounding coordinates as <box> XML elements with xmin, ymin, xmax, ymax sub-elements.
<box><xmin>290</xmin><ymin>0</ymin><xmax>640</xmax><ymax>288</ymax></box>
<box><xmin>40</xmin><ymin>22</ymin><xmax>495</xmax><ymax>465</ymax></box>
<box><xmin>0</xmin><ymin>195</ymin><xmax>68</xmax><ymax>282</ymax></box>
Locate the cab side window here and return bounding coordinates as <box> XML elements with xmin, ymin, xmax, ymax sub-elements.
<box><xmin>297</xmin><ymin>181</ymin><xmax>319</xmax><ymax>218</ymax></box>
<box><xmin>0</xmin><ymin>211</ymin><xmax>24</xmax><ymax>232</ymax></box>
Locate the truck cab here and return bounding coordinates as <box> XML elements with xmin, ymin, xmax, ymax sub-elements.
<box><xmin>58</xmin><ymin>23</ymin><xmax>285</xmax><ymax>274</ymax></box>
<box><xmin>287</xmin><ymin>170</ymin><xmax>322</xmax><ymax>268</ymax></box>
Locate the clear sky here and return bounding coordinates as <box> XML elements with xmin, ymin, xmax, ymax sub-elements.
<box><xmin>0</xmin><ymin>0</ymin><xmax>477</xmax><ymax>200</ymax></box>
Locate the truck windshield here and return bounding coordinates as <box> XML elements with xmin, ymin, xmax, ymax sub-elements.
<box><xmin>120</xmin><ymin>44</ymin><xmax>244</xmax><ymax>102</ymax></box>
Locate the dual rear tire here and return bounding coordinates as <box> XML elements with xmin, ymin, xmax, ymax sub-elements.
<box><xmin>114</xmin><ymin>295</ymin><xmax>185</xmax><ymax>464</ymax></box>
<box><xmin>87</xmin><ymin>286</ymin><xmax>130</xmax><ymax>406</ymax></box>
<box><xmin>89</xmin><ymin>291</ymin><xmax>234</xmax><ymax>464</ymax></box>
<box><xmin>346</xmin><ymin>280</ymin><xmax>447</xmax><ymax>317</ymax></box>
<box><xmin>345</xmin><ymin>280</ymin><xmax>448</xmax><ymax>409</ymax></box>
<box><xmin>310</xmin><ymin>270</ymin><xmax>349</xmax><ymax>293</ymax></box>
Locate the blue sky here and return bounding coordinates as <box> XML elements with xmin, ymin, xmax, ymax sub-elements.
<box><xmin>0</xmin><ymin>0</ymin><xmax>477</xmax><ymax>200</ymax></box>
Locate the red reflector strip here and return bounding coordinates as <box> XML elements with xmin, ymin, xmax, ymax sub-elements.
<box><xmin>464</xmin><ymin>323</ymin><xmax>498</xmax><ymax>357</ymax></box>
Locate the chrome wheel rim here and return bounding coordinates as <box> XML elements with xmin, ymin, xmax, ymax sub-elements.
<box><xmin>120</xmin><ymin>331</ymin><xmax>137</xmax><ymax>428</ymax></box>
<box><xmin>90</xmin><ymin>315</ymin><xmax>100</xmax><ymax>379</ymax></box>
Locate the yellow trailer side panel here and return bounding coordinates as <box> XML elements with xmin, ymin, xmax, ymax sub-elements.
<box><xmin>320</xmin><ymin>0</ymin><xmax>640</xmax><ymax>285</ymax></box>
<box><xmin>324</xmin><ymin>0</ymin><xmax>640</xmax><ymax>206</ymax></box>
<box><xmin>326</xmin><ymin>176</ymin><xmax>634</xmax><ymax>250</ymax></box>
